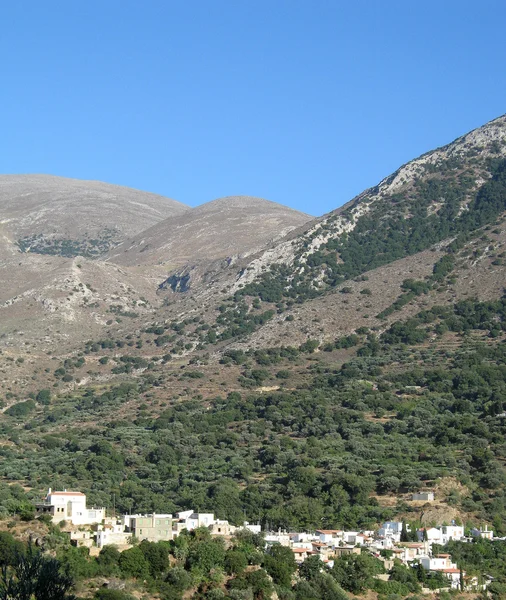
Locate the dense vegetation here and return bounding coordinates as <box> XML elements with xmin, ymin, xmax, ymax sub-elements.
<box><xmin>0</xmin><ymin>526</ymin><xmax>351</xmax><ymax>600</ymax></box>
<box><xmin>2</xmin><ymin>296</ymin><xmax>506</xmax><ymax>538</ymax></box>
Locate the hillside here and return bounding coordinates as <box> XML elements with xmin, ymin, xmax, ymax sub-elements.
<box><xmin>0</xmin><ymin>190</ymin><xmax>312</xmax><ymax>351</ymax></box>
<box><xmin>229</xmin><ymin>114</ymin><xmax>506</xmax><ymax>302</ymax></box>
<box><xmin>1</xmin><ymin>114</ymin><xmax>506</xmax><ymax>597</ymax></box>
<box><xmin>108</xmin><ymin>195</ymin><xmax>312</xmax><ymax>269</ymax></box>
<box><xmin>0</xmin><ymin>174</ymin><xmax>189</xmax><ymax>258</ymax></box>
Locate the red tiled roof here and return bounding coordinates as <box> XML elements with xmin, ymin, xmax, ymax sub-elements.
<box><xmin>316</xmin><ymin>530</ymin><xmax>342</xmax><ymax>534</ymax></box>
<box><xmin>49</xmin><ymin>491</ymin><xmax>85</xmax><ymax>496</ymax></box>
<box><xmin>443</xmin><ymin>568</ymin><xmax>461</xmax><ymax>573</ymax></box>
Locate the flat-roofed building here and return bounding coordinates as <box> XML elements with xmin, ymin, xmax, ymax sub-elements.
<box><xmin>36</xmin><ymin>489</ymin><xmax>105</xmax><ymax>525</ymax></box>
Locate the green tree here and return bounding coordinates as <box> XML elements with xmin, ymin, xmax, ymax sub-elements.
<box><xmin>0</xmin><ymin>544</ymin><xmax>75</xmax><ymax>600</ymax></box>
<box><xmin>225</xmin><ymin>550</ymin><xmax>248</xmax><ymax>576</ymax></box>
<box><xmin>263</xmin><ymin>545</ymin><xmax>296</xmax><ymax>587</ymax></box>
<box><xmin>0</xmin><ymin>533</ymin><xmax>24</xmax><ymax>567</ymax></box>
<box><xmin>298</xmin><ymin>555</ymin><xmax>323</xmax><ymax>582</ymax></box>
<box><xmin>118</xmin><ymin>547</ymin><xmax>149</xmax><ymax>579</ymax></box>
<box><xmin>331</xmin><ymin>553</ymin><xmax>383</xmax><ymax>593</ymax></box>
<box><xmin>185</xmin><ymin>529</ymin><xmax>225</xmax><ymax>578</ymax></box>
<box><xmin>35</xmin><ymin>390</ymin><xmax>51</xmax><ymax>405</ymax></box>
<box><xmin>138</xmin><ymin>540</ymin><xmax>169</xmax><ymax>578</ymax></box>
<box><xmin>312</xmin><ymin>573</ymin><xmax>349</xmax><ymax>600</ymax></box>
<box><xmin>228</xmin><ymin>568</ymin><xmax>273</xmax><ymax>600</ymax></box>
<box><xmin>96</xmin><ymin>545</ymin><xmax>120</xmax><ymax>575</ymax></box>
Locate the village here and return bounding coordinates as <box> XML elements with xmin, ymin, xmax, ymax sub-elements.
<box><xmin>36</xmin><ymin>488</ymin><xmax>497</xmax><ymax>593</ymax></box>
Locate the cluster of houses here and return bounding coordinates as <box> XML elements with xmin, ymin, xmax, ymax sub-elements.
<box><xmin>36</xmin><ymin>489</ymin><xmax>260</xmax><ymax>550</ymax></box>
<box><xmin>263</xmin><ymin>521</ymin><xmax>493</xmax><ymax>591</ymax></box>
<box><xmin>36</xmin><ymin>489</ymin><xmax>494</xmax><ymax>592</ymax></box>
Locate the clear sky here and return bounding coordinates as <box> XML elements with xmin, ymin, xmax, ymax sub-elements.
<box><xmin>1</xmin><ymin>1</ymin><xmax>505</xmax><ymax>216</ymax></box>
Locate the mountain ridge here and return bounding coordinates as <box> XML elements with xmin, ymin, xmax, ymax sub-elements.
<box><xmin>0</xmin><ymin>174</ymin><xmax>190</xmax><ymax>258</ymax></box>
<box><xmin>108</xmin><ymin>194</ymin><xmax>312</xmax><ymax>268</ymax></box>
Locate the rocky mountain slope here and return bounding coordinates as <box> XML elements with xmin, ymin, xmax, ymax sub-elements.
<box><xmin>0</xmin><ymin>188</ymin><xmax>312</xmax><ymax>351</ymax></box>
<box><xmin>108</xmin><ymin>195</ymin><xmax>312</xmax><ymax>269</ymax></box>
<box><xmin>0</xmin><ymin>174</ymin><xmax>189</xmax><ymax>258</ymax></box>
<box><xmin>229</xmin><ymin>114</ymin><xmax>506</xmax><ymax>300</ymax></box>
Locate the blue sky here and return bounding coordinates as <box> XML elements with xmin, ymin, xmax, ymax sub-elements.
<box><xmin>1</xmin><ymin>1</ymin><xmax>505</xmax><ymax>216</ymax></box>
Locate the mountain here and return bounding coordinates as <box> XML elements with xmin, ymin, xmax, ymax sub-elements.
<box><xmin>108</xmin><ymin>195</ymin><xmax>312</xmax><ymax>269</ymax></box>
<box><xmin>2</xmin><ymin>114</ymin><xmax>506</xmax><ymax>590</ymax></box>
<box><xmin>0</xmin><ymin>174</ymin><xmax>189</xmax><ymax>258</ymax></box>
<box><xmin>230</xmin><ymin>114</ymin><xmax>506</xmax><ymax>301</ymax></box>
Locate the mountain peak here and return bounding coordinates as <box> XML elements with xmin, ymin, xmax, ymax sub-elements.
<box><xmin>0</xmin><ymin>174</ymin><xmax>189</xmax><ymax>256</ymax></box>
<box><xmin>109</xmin><ymin>195</ymin><xmax>312</xmax><ymax>268</ymax></box>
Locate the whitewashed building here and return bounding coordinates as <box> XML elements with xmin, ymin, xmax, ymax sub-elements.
<box><xmin>377</xmin><ymin>521</ymin><xmax>409</xmax><ymax>542</ymax></box>
<box><xmin>36</xmin><ymin>489</ymin><xmax>105</xmax><ymax>525</ymax></box>
<box><xmin>173</xmin><ymin>511</ymin><xmax>215</xmax><ymax>534</ymax></box>
<box><xmin>471</xmin><ymin>526</ymin><xmax>493</xmax><ymax>540</ymax></box>
<box><xmin>96</xmin><ymin>521</ymin><xmax>131</xmax><ymax>548</ymax></box>
<box><xmin>440</xmin><ymin>525</ymin><xmax>464</xmax><ymax>543</ymax></box>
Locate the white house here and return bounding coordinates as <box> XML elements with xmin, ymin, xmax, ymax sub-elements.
<box><xmin>292</xmin><ymin>547</ymin><xmax>312</xmax><ymax>563</ymax></box>
<box><xmin>315</xmin><ymin>530</ymin><xmax>344</xmax><ymax>545</ymax></box>
<box><xmin>240</xmin><ymin>522</ymin><xmax>262</xmax><ymax>535</ymax></box>
<box><xmin>377</xmin><ymin>521</ymin><xmax>409</xmax><ymax>542</ymax></box>
<box><xmin>420</xmin><ymin>554</ymin><xmax>456</xmax><ymax>571</ymax></box>
<box><xmin>342</xmin><ymin>531</ymin><xmax>359</xmax><ymax>544</ymax></box>
<box><xmin>264</xmin><ymin>532</ymin><xmax>291</xmax><ymax>547</ymax></box>
<box><xmin>398</xmin><ymin>543</ymin><xmax>426</xmax><ymax>563</ymax></box>
<box><xmin>440</xmin><ymin>525</ymin><xmax>464</xmax><ymax>544</ymax></box>
<box><xmin>36</xmin><ymin>489</ymin><xmax>105</xmax><ymax>525</ymax></box>
<box><xmin>290</xmin><ymin>532</ymin><xmax>320</xmax><ymax>547</ymax></box>
<box><xmin>417</xmin><ymin>527</ymin><xmax>443</xmax><ymax>544</ymax></box>
<box><xmin>471</xmin><ymin>526</ymin><xmax>493</xmax><ymax>540</ymax></box>
<box><xmin>175</xmin><ymin>510</ymin><xmax>194</xmax><ymax>521</ymax></box>
<box><xmin>420</xmin><ymin>554</ymin><xmax>463</xmax><ymax>590</ymax></box>
<box><xmin>96</xmin><ymin>521</ymin><xmax>131</xmax><ymax>548</ymax></box>
<box><xmin>369</xmin><ymin>536</ymin><xmax>395</xmax><ymax>550</ymax></box>
<box><xmin>173</xmin><ymin>511</ymin><xmax>215</xmax><ymax>534</ymax></box>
